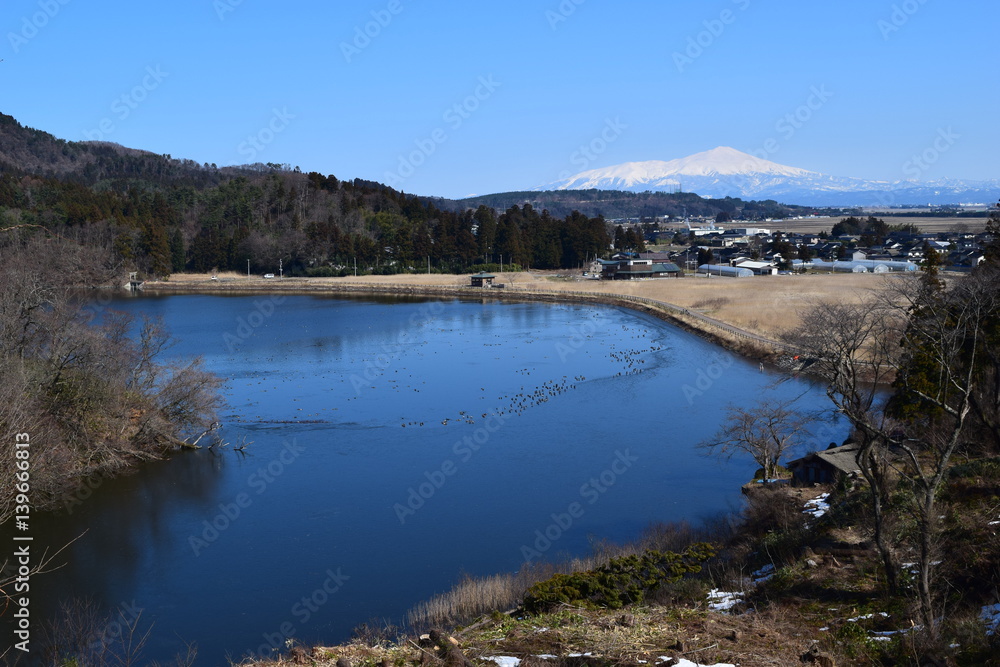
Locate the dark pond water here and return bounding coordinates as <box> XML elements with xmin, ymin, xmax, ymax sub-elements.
<box><xmin>2</xmin><ymin>293</ymin><xmax>848</xmax><ymax>664</ymax></box>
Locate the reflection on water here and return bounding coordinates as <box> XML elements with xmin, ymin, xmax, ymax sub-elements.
<box><xmin>1</xmin><ymin>294</ymin><xmax>847</xmax><ymax>665</ymax></box>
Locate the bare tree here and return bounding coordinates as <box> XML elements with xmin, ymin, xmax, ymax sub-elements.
<box><xmin>790</xmin><ymin>294</ymin><xmax>906</xmax><ymax>594</ymax></box>
<box><xmin>791</xmin><ymin>270</ymin><xmax>1000</xmax><ymax>638</ymax></box>
<box><xmin>883</xmin><ymin>268</ymin><xmax>999</xmax><ymax>635</ymax></box>
<box><xmin>0</xmin><ymin>235</ymin><xmax>221</xmax><ymax>522</ymax></box>
<box><xmin>698</xmin><ymin>396</ymin><xmax>811</xmax><ymax>481</ymax></box>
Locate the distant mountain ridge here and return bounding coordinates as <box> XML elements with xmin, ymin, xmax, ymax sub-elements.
<box><xmin>540</xmin><ymin>147</ymin><xmax>1000</xmax><ymax>207</ymax></box>
<box><xmin>457</xmin><ymin>189</ymin><xmax>817</xmax><ymax>222</ymax></box>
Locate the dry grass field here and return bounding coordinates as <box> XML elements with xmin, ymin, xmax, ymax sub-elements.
<box><xmin>502</xmin><ymin>271</ymin><xmax>918</xmax><ymax>341</ymax></box>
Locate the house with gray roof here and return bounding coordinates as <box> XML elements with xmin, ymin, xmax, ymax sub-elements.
<box><xmin>787</xmin><ymin>443</ymin><xmax>864</xmax><ymax>485</ymax></box>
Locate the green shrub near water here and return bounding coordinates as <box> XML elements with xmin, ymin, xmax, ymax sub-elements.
<box><xmin>521</xmin><ymin>543</ymin><xmax>716</xmax><ymax>613</ymax></box>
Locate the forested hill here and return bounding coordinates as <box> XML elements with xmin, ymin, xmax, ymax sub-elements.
<box><xmin>458</xmin><ymin>189</ymin><xmax>820</xmax><ymax>221</ymax></box>
<box><xmin>0</xmin><ymin>113</ymin><xmax>232</xmax><ymax>189</ymax></box>
<box><xmin>0</xmin><ymin>113</ymin><xmax>616</xmax><ymax>277</ymax></box>
<box><xmin>0</xmin><ymin>111</ymin><xmax>813</xmax><ymax>279</ymax></box>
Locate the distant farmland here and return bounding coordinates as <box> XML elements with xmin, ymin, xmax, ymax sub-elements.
<box><xmin>713</xmin><ymin>216</ymin><xmax>990</xmax><ymax>235</ymax></box>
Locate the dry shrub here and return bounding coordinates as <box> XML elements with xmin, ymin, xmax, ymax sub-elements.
<box><xmin>710</xmin><ymin>486</ymin><xmax>810</xmax><ymax>587</ymax></box>
<box><xmin>740</xmin><ymin>486</ymin><xmax>808</xmax><ymax>539</ymax></box>
<box><xmin>0</xmin><ymin>237</ymin><xmax>222</xmax><ymax>524</ymax></box>
<box><xmin>406</xmin><ymin>565</ymin><xmax>555</xmax><ymax>630</ymax></box>
<box><xmin>351</xmin><ymin>619</ymin><xmax>404</xmax><ymax>647</ymax></box>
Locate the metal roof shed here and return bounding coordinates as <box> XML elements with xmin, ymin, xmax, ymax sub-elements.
<box><xmin>856</xmin><ymin>259</ymin><xmax>918</xmax><ymax>272</ymax></box>
<box><xmin>837</xmin><ymin>262</ymin><xmax>869</xmax><ymax>273</ymax></box>
<box><xmin>697</xmin><ymin>264</ymin><xmax>753</xmax><ymax>278</ymax></box>
<box><xmin>787</xmin><ymin>443</ymin><xmax>863</xmax><ymax>484</ymax></box>
<box><xmin>469</xmin><ymin>272</ymin><xmax>497</xmax><ymax>287</ymax></box>
<box><xmin>735</xmin><ymin>260</ymin><xmax>778</xmax><ymax>275</ymax></box>
<box><xmin>812</xmin><ymin>260</ymin><xmax>869</xmax><ymax>273</ymax></box>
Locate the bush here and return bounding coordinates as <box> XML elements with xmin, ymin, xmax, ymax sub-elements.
<box><xmin>948</xmin><ymin>457</ymin><xmax>1000</xmax><ymax>479</ymax></box>
<box><xmin>833</xmin><ymin>621</ymin><xmax>880</xmax><ymax>661</ymax></box>
<box><xmin>521</xmin><ymin>543</ymin><xmax>715</xmax><ymax>613</ymax></box>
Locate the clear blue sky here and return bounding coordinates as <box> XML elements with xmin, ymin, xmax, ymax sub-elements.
<box><xmin>2</xmin><ymin>0</ymin><xmax>997</xmax><ymax>199</ymax></box>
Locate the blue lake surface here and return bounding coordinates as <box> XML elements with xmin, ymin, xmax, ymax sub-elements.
<box><xmin>4</xmin><ymin>293</ymin><xmax>848</xmax><ymax>664</ymax></box>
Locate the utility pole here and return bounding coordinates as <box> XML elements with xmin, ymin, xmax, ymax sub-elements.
<box><xmin>247</xmin><ymin>259</ymin><xmax>250</xmax><ymax>278</ymax></box>
<box><xmin>354</xmin><ymin>257</ymin><xmax>357</xmax><ymax>277</ymax></box>
<box><xmin>279</xmin><ymin>258</ymin><xmax>283</xmax><ymax>278</ymax></box>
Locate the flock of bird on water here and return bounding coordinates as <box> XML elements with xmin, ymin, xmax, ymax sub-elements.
<box><xmin>233</xmin><ymin>314</ymin><xmax>664</xmax><ymax>429</ymax></box>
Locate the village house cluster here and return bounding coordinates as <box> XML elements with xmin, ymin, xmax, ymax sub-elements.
<box><xmin>592</xmin><ymin>222</ymin><xmax>992</xmax><ymax>279</ymax></box>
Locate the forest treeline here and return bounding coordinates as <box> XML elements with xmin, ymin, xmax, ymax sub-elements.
<box><xmin>0</xmin><ymin>167</ymin><xmax>613</xmax><ymax>278</ymax></box>
<box><xmin>0</xmin><ymin>113</ymin><xmax>614</xmax><ymax>278</ymax></box>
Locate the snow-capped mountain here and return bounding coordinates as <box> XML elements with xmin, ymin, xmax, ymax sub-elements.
<box><xmin>540</xmin><ymin>147</ymin><xmax>1000</xmax><ymax>207</ymax></box>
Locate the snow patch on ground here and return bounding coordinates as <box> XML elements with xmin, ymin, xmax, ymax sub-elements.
<box><xmin>803</xmin><ymin>493</ymin><xmax>831</xmax><ymax>520</ymax></box>
<box><xmin>751</xmin><ymin>563</ymin><xmax>775</xmax><ymax>583</ymax></box>
<box><xmin>486</xmin><ymin>658</ymin><xmax>521</xmax><ymax>667</ymax></box>
<box><xmin>846</xmin><ymin>612</ymin><xmax>889</xmax><ymax>622</ymax></box>
<box><xmin>707</xmin><ymin>589</ymin><xmax>743</xmax><ymax>611</ymax></box>
<box><xmin>657</xmin><ymin>659</ymin><xmax>736</xmax><ymax>667</ymax></box>
<box><xmin>871</xmin><ymin>626</ymin><xmax>921</xmax><ymax>641</ymax></box>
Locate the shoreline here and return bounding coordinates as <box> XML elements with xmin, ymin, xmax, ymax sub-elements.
<box><xmin>139</xmin><ymin>275</ymin><xmax>799</xmax><ymax>364</ymax></box>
